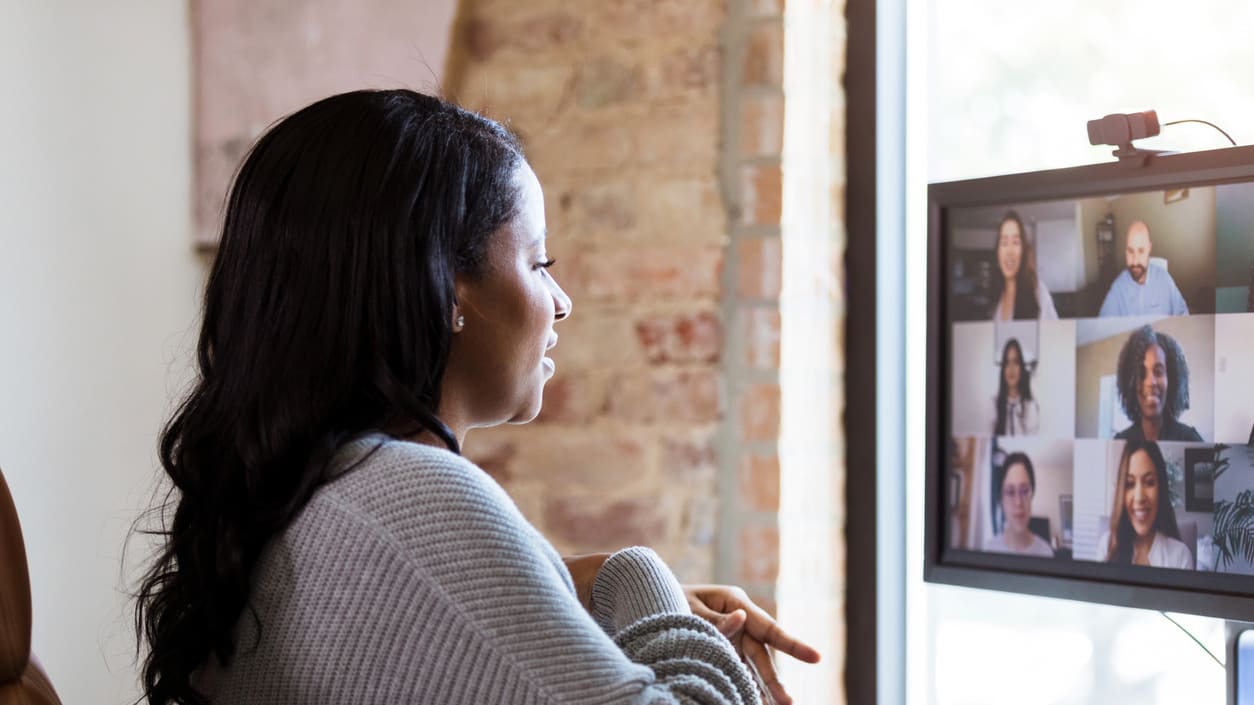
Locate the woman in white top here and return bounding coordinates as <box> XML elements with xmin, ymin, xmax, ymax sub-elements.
<box><xmin>993</xmin><ymin>338</ymin><xmax>1039</xmax><ymax>436</ymax></box>
<box><xmin>983</xmin><ymin>452</ymin><xmax>1054</xmax><ymax>556</ymax></box>
<box><xmin>989</xmin><ymin>210</ymin><xmax>1059</xmax><ymax>321</ymax></box>
<box><xmin>1099</xmin><ymin>440</ymin><xmax>1195</xmax><ymax>569</ymax></box>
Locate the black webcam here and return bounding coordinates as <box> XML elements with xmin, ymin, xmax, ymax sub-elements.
<box><xmin>1087</xmin><ymin>110</ymin><xmax>1168</xmax><ymax>167</ymax></box>
<box><xmin>1087</xmin><ymin>110</ymin><xmax>1161</xmax><ymax>147</ymax></box>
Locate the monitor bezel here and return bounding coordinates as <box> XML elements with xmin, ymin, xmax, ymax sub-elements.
<box><xmin>925</xmin><ymin>145</ymin><xmax>1254</xmax><ymax>621</ymax></box>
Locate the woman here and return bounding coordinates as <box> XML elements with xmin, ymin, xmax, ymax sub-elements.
<box><xmin>989</xmin><ymin>210</ymin><xmax>1058</xmax><ymax>321</ymax></box>
<box><xmin>993</xmin><ymin>338</ymin><xmax>1039</xmax><ymax>436</ymax></box>
<box><xmin>1113</xmin><ymin>324</ymin><xmax>1202</xmax><ymax>442</ymax></box>
<box><xmin>134</xmin><ymin>91</ymin><xmax>817</xmax><ymax>705</ymax></box>
<box><xmin>1099</xmin><ymin>440</ymin><xmax>1194</xmax><ymax>569</ymax></box>
<box><xmin>982</xmin><ymin>452</ymin><xmax>1053</xmax><ymax>556</ymax></box>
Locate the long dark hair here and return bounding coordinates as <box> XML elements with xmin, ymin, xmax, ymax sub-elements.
<box><xmin>993</xmin><ymin>338</ymin><xmax>1033</xmax><ymax>436</ymax></box>
<box><xmin>133</xmin><ymin>90</ymin><xmax>524</xmax><ymax>705</ymax></box>
<box><xmin>1106</xmin><ymin>440</ymin><xmax>1182</xmax><ymax>564</ymax></box>
<box><xmin>989</xmin><ymin>211</ymin><xmax>1041</xmax><ymax>319</ymax></box>
<box><xmin>1116</xmin><ymin>324</ymin><xmax>1190</xmax><ymax>423</ymax></box>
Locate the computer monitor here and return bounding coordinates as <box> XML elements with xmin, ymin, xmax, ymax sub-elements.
<box><xmin>925</xmin><ymin>145</ymin><xmax>1254</xmax><ymax>620</ymax></box>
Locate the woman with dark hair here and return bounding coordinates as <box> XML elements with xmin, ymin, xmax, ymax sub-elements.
<box><xmin>989</xmin><ymin>210</ymin><xmax>1058</xmax><ymax>321</ymax></box>
<box><xmin>134</xmin><ymin>90</ymin><xmax>817</xmax><ymax>705</ymax></box>
<box><xmin>993</xmin><ymin>338</ymin><xmax>1038</xmax><ymax>436</ymax></box>
<box><xmin>982</xmin><ymin>452</ymin><xmax>1053</xmax><ymax>556</ymax></box>
<box><xmin>1113</xmin><ymin>324</ymin><xmax>1202</xmax><ymax>441</ymax></box>
<box><xmin>1099</xmin><ymin>441</ymin><xmax>1194</xmax><ymax>569</ymax></box>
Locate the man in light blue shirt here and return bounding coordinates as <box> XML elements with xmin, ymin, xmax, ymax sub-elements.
<box><xmin>1098</xmin><ymin>220</ymin><xmax>1189</xmax><ymax>317</ymax></box>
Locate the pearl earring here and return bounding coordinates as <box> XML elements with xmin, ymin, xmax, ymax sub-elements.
<box><xmin>455</xmin><ymin>314</ymin><xmax>465</xmax><ymax>331</ymax></box>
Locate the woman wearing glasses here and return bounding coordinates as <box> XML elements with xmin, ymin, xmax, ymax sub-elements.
<box><xmin>983</xmin><ymin>452</ymin><xmax>1054</xmax><ymax>556</ymax></box>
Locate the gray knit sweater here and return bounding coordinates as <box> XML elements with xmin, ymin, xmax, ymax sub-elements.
<box><xmin>198</xmin><ymin>434</ymin><xmax>760</xmax><ymax>704</ymax></box>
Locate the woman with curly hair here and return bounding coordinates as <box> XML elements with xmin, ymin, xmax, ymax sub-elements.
<box><xmin>1099</xmin><ymin>440</ymin><xmax>1194</xmax><ymax>569</ymax></box>
<box><xmin>989</xmin><ymin>210</ymin><xmax>1058</xmax><ymax>321</ymax></box>
<box><xmin>1113</xmin><ymin>324</ymin><xmax>1202</xmax><ymax>441</ymax></box>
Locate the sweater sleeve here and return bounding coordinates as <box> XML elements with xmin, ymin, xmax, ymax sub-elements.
<box><xmin>301</xmin><ymin>442</ymin><xmax>760</xmax><ymax>705</ymax></box>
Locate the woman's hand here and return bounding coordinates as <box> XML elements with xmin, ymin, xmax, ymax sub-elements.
<box><xmin>683</xmin><ymin>584</ymin><xmax>821</xmax><ymax>705</ymax></box>
<box><xmin>562</xmin><ymin>553</ymin><xmax>611</xmax><ymax>609</ymax></box>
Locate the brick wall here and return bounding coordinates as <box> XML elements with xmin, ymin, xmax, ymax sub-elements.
<box><xmin>447</xmin><ymin>0</ymin><xmax>789</xmax><ymax>597</ymax></box>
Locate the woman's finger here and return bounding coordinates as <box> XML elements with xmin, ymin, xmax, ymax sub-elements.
<box><xmin>742</xmin><ymin>636</ymin><xmax>790</xmax><ymax>705</ymax></box>
<box><xmin>742</xmin><ymin>615</ymin><xmax>821</xmax><ymax>664</ymax></box>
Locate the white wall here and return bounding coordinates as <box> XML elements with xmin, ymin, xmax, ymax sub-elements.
<box><xmin>0</xmin><ymin>3</ymin><xmax>203</xmax><ymax>703</ymax></box>
<box><xmin>1216</xmin><ymin>313</ymin><xmax>1254</xmax><ymax>443</ymax></box>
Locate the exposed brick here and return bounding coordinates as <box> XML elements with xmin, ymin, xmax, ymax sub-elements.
<box><xmin>736</xmin><ymin>236</ymin><xmax>782</xmax><ymax>299</ymax></box>
<box><xmin>556</xmin><ymin>178</ymin><xmax>637</xmax><ymax>233</ymax></box>
<box><xmin>739</xmin><ymin>451</ymin><xmax>780</xmax><ymax>512</ymax></box>
<box><xmin>742</xmin><ymin>22</ymin><xmax>784</xmax><ymax>87</ymax></box>
<box><xmin>739</xmin><ymin>91</ymin><xmax>784</xmax><ymax>157</ymax></box>
<box><xmin>518</xmin><ymin>431</ymin><xmax>652</xmax><ymax>490</ymax></box>
<box><xmin>743</xmin><ymin>307</ymin><xmax>781</xmax><ymax>368</ymax></box>
<box><xmin>546</xmin><ymin>308</ymin><xmax>646</xmax><ymax>369</ymax></box>
<box><xmin>589</xmin><ymin>0</ymin><xmax>727</xmax><ymax>43</ymax></box>
<box><xmin>635</xmin><ymin>310</ymin><xmax>722</xmax><ymax>364</ymax></box>
<box><xmin>666</xmin><ymin>539</ymin><xmax>716</xmax><ymax>584</ymax></box>
<box><xmin>680</xmin><ymin>496</ymin><xmax>720</xmax><ymax>548</ymax></box>
<box><xmin>635</xmin><ymin>174</ymin><xmax>725</xmax><ymax>244</ymax></box>
<box><xmin>737</xmin><ymin>162</ymin><xmax>782</xmax><ymax>226</ymax></box>
<box><xmin>661</xmin><ymin>431</ymin><xmax>720</xmax><ymax>486</ymax></box>
<box><xmin>573</xmin><ymin>56</ymin><xmax>642</xmax><ymax>109</ymax></box>
<box><xmin>459</xmin><ymin>11</ymin><xmax>583</xmax><ymax>61</ymax></box>
<box><xmin>536</xmin><ymin>372</ymin><xmax>608</xmax><ymax>424</ymax></box>
<box><xmin>645</xmin><ymin>45</ymin><xmax>721</xmax><ymax>99</ymax></box>
<box><xmin>606</xmin><ymin>368</ymin><xmax>722</xmax><ymax>424</ymax></box>
<box><xmin>459</xmin><ymin>64</ymin><xmax>574</xmax><ymax>117</ymax></box>
<box><xmin>631</xmin><ymin>102</ymin><xmax>720</xmax><ymax>166</ymax></box>
<box><xmin>738</xmin><ymin>525</ymin><xmax>780</xmax><ymax>582</ymax></box>
<box><xmin>738</xmin><ymin>382</ymin><xmax>780</xmax><ymax>442</ymax></box>
<box><xmin>543</xmin><ymin>496</ymin><xmax>670</xmax><ymax>549</ymax></box>
<box><xmin>525</xmin><ymin>119</ymin><xmax>635</xmax><ymax>175</ymax></box>
<box><xmin>567</xmin><ymin>244</ymin><xmax>723</xmax><ymax>302</ymax></box>
<box><xmin>463</xmin><ymin>435</ymin><xmax>519</xmax><ymax>484</ymax></box>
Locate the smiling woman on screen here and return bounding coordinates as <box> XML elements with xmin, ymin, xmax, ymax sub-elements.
<box><xmin>1099</xmin><ymin>440</ymin><xmax>1194</xmax><ymax>570</ymax></box>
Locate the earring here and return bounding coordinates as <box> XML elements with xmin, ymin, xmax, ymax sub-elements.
<box><xmin>454</xmin><ymin>314</ymin><xmax>465</xmax><ymax>331</ymax></box>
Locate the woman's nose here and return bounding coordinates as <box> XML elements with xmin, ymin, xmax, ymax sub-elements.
<box><xmin>551</xmin><ymin>278</ymin><xmax>572</xmax><ymax>321</ymax></box>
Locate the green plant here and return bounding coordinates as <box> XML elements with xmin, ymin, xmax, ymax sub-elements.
<box><xmin>1212</xmin><ymin>489</ymin><xmax>1254</xmax><ymax>570</ymax></box>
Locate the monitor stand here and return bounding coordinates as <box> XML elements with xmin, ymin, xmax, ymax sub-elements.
<box><xmin>1228</xmin><ymin>621</ymin><xmax>1254</xmax><ymax>705</ymax></box>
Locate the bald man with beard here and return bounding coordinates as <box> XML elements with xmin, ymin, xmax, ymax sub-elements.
<box><xmin>1098</xmin><ymin>220</ymin><xmax>1189</xmax><ymax>317</ymax></box>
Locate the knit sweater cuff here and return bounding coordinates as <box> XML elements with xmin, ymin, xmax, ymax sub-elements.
<box><xmin>589</xmin><ymin>546</ymin><xmax>690</xmax><ymax>634</ymax></box>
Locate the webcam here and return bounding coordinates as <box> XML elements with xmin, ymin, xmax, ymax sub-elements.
<box><xmin>1087</xmin><ymin>110</ymin><xmax>1170</xmax><ymax>167</ymax></box>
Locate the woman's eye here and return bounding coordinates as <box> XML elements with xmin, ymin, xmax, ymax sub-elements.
<box><xmin>537</xmin><ymin>258</ymin><xmax>556</xmax><ymax>270</ymax></box>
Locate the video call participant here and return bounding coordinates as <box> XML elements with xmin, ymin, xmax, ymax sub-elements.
<box><xmin>983</xmin><ymin>452</ymin><xmax>1054</xmax><ymax>556</ymax></box>
<box><xmin>990</xmin><ymin>211</ymin><xmax>1059</xmax><ymax>321</ymax></box>
<box><xmin>993</xmin><ymin>338</ymin><xmax>1039</xmax><ymax>436</ymax></box>
<box><xmin>1098</xmin><ymin>220</ymin><xmax>1189</xmax><ymax>317</ymax></box>
<box><xmin>1114</xmin><ymin>325</ymin><xmax>1202</xmax><ymax>442</ymax></box>
<box><xmin>1099</xmin><ymin>440</ymin><xmax>1194</xmax><ymax>569</ymax></box>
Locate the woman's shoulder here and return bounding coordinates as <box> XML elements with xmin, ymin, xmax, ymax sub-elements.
<box><xmin>1154</xmin><ymin>532</ymin><xmax>1195</xmax><ymax>568</ymax></box>
<box><xmin>1163</xmin><ymin>420</ymin><xmax>1203</xmax><ymax>442</ymax></box>
<box><xmin>320</xmin><ymin>433</ymin><xmax>518</xmax><ymax>525</ymax></box>
<box><xmin>1029</xmin><ymin>534</ymin><xmax>1054</xmax><ymax>556</ymax></box>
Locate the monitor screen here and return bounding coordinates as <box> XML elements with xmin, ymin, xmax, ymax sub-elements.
<box><xmin>926</xmin><ymin>146</ymin><xmax>1254</xmax><ymax>619</ymax></box>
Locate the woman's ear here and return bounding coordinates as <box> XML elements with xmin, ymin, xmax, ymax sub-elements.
<box><xmin>451</xmin><ymin>298</ymin><xmax>464</xmax><ymax>333</ymax></box>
